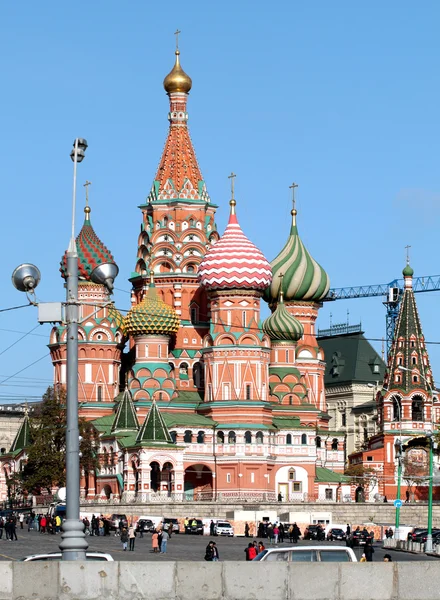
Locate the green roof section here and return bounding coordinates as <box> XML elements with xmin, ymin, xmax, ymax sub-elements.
<box><xmin>10</xmin><ymin>413</ymin><xmax>31</xmax><ymax>453</ymax></box>
<box><xmin>315</xmin><ymin>467</ymin><xmax>349</xmax><ymax>483</ymax></box>
<box><xmin>112</xmin><ymin>388</ymin><xmax>139</xmax><ymax>433</ymax></box>
<box><xmin>136</xmin><ymin>400</ymin><xmax>173</xmax><ymax>445</ymax></box>
<box><xmin>163</xmin><ymin>413</ymin><xmax>214</xmax><ymax>428</ymax></box>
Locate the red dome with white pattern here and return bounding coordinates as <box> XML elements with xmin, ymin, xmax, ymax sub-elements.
<box><xmin>198</xmin><ymin>201</ymin><xmax>272</xmax><ymax>291</ymax></box>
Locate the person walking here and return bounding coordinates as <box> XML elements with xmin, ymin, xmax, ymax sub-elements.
<box><xmin>40</xmin><ymin>515</ymin><xmax>46</xmax><ymax>534</ymax></box>
<box><xmin>161</xmin><ymin>529</ymin><xmax>169</xmax><ymax>554</ymax></box>
<box><xmin>267</xmin><ymin>523</ymin><xmax>274</xmax><ymax>544</ymax></box>
<box><xmin>210</xmin><ymin>520</ymin><xmax>215</xmax><ymax>536</ymax></box>
<box><xmin>9</xmin><ymin>519</ymin><xmax>17</xmax><ymax>541</ymax></box>
<box><xmin>212</xmin><ymin>542</ymin><xmax>220</xmax><ymax>561</ymax></box>
<box><xmin>152</xmin><ymin>530</ymin><xmax>160</xmax><ymax>553</ymax></box>
<box><xmin>279</xmin><ymin>523</ymin><xmax>285</xmax><ymax>543</ymax></box>
<box><xmin>120</xmin><ymin>527</ymin><xmax>128</xmax><ymax>551</ymax></box>
<box><xmin>364</xmin><ymin>538</ymin><xmax>375</xmax><ymax>562</ymax></box>
<box><xmin>292</xmin><ymin>523</ymin><xmax>300</xmax><ymax>543</ymax></box>
<box><xmin>244</xmin><ymin>522</ymin><xmax>250</xmax><ymax>538</ymax></box>
<box><xmin>19</xmin><ymin>514</ymin><xmax>24</xmax><ymax>529</ymax></box>
<box><xmin>205</xmin><ymin>541</ymin><xmax>215</xmax><ymax>561</ymax></box>
<box><xmin>128</xmin><ymin>525</ymin><xmax>136</xmax><ymax>551</ymax></box>
<box><xmin>273</xmin><ymin>524</ymin><xmax>279</xmax><ymax>544</ymax></box>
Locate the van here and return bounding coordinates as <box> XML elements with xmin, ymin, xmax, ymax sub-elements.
<box><xmin>253</xmin><ymin>546</ymin><xmax>357</xmax><ymax>562</ymax></box>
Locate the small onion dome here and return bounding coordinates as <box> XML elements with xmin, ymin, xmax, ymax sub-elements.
<box><xmin>262</xmin><ymin>292</ymin><xmax>303</xmax><ymax>342</ymax></box>
<box><xmin>108</xmin><ymin>304</ymin><xmax>125</xmax><ymax>332</ymax></box>
<box><xmin>264</xmin><ymin>209</ymin><xmax>329</xmax><ymax>304</ymax></box>
<box><xmin>124</xmin><ymin>277</ymin><xmax>180</xmax><ymax>337</ymax></box>
<box><xmin>198</xmin><ymin>199</ymin><xmax>272</xmax><ymax>291</ymax></box>
<box><xmin>60</xmin><ymin>206</ymin><xmax>116</xmax><ymax>281</ymax></box>
<box><xmin>163</xmin><ymin>50</ymin><xmax>192</xmax><ymax>94</ymax></box>
<box><xmin>403</xmin><ymin>263</ymin><xmax>414</xmax><ymax>277</ymax></box>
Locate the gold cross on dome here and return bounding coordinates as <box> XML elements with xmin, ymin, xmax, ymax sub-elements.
<box><xmin>228</xmin><ymin>172</ymin><xmax>236</xmax><ymax>200</ymax></box>
<box><xmin>405</xmin><ymin>244</ymin><xmax>411</xmax><ymax>265</ymax></box>
<box><xmin>289</xmin><ymin>182</ymin><xmax>298</xmax><ymax>211</ymax></box>
<box><xmin>84</xmin><ymin>180</ymin><xmax>92</xmax><ymax>206</ymax></box>
<box><xmin>174</xmin><ymin>29</ymin><xmax>181</xmax><ymax>50</ymax></box>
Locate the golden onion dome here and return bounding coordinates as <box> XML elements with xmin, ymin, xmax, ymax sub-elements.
<box><xmin>163</xmin><ymin>50</ymin><xmax>192</xmax><ymax>94</ymax></box>
<box><xmin>107</xmin><ymin>304</ymin><xmax>125</xmax><ymax>332</ymax></box>
<box><xmin>124</xmin><ymin>280</ymin><xmax>180</xmax><ymax>337</ymax></box>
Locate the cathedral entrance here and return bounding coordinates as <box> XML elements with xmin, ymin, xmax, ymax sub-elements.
<box><xmin>184</xmin><ymin>464</ymin><xmax>213</xmax><ymax>500</ymax></box>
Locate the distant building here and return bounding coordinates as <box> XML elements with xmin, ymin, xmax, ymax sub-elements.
<box><xmin>318</xmin><ymin>324</ymin><xmax>386</xmax><ymax>457</ymax></box>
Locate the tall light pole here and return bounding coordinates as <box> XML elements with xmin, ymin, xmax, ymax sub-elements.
<box><xmin>398</xmin><ymin>365</ymin><xmax>436</xmax><ymax>553</ymax></box>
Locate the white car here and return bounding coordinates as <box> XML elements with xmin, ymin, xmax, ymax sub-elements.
<box><xmin>20</xmin><ymin>552</ymin><xmax>114</xmax><ymax>561</ymax></box>
<box><xmin>253</xmin><ymin>546</ymin><xmax>357</xmax><ymax>562</ymax></box>
<box><xmin>214</xmin><ymin>521</ymin><xmax>234</xmax><ymax>537</ymax></box>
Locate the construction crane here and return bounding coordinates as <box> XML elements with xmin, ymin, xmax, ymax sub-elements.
<box><xmin>323</xmin><ymin>275</ymin><xmax>440</xmax><ymax>357</ymax></box>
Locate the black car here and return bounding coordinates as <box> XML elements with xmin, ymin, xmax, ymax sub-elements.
<box><xmin>136</xmin><ymin>519</ymin><xmax>154</xmax><ymax>534</ymax></box>
<box><xmin>407</xmin><ymin>528</ymin><xmax>428</xmax><ymax>542</ymax></box>
<box><xmin>185</xmin><ymin>518</ymin><xmax>204</xmax><ymax>535</ymax></box>
<box><xmin>412</xmin><ymin>529</ymin><xmax>440</xmax><ymax>543</ymax></box>
<box><xmin>346</xmin><ymin>529</ymin><xmax>369</xmax><ymax>547</ymax></box>
<box><xmin>326</xmin><ymin>528</ymin><xmax>346</xmax><ymax>541</ymax></box>
<box><xmin>304</xmin><ymin>525</ymin><xmax>325</xmax><ymax>541</ymax></box>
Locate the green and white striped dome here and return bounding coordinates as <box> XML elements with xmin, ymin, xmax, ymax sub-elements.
<box><xmin>264</xmin><ymin>209</ymin><xmax>330</xmax><ymax>304</ymax></box>
<box><xmin>262</xmin><ymin>293</ymin><xmax>303</xmax><ymax>342</ymax></box>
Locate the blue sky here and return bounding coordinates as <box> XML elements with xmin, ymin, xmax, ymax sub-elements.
<box><xmin>1</xmin><ymin>1</ymin><xmax>440</xmax><ymax>402</ymax></box>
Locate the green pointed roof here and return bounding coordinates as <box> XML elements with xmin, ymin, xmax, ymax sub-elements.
<box><xmin>112</xmin><ymin>388</ymin><xmax>139</xmax><ymax>433</ymax></box>
<box><xmin>10</xmin><ymin>412</ymin><xmax>31</xmax><ymax>453</ymax></box>
<box><xmin>135</xmin><ymin>400</ymin><xmax>173</xmax><ymax>444</ymax></box>
<box><xmin>264</xmin><ymin>209</ymin><xmax>330</xmax><ymax>304</ymax></box>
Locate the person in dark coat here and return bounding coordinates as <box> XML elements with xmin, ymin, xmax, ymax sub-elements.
<box><xmin>279</xmin><ymin>523</ymin><xmax>285</xmax><ymax>543</ymax></box>
<box><xmin>364</xmin><ymin>539</ymin><xmax>375</xmax><ymax>562</ymax></box>
<box><xmin>292</xmin><ymin>523</ymin><xmax>301</xmax><ymax>543</ymax></box>
<box><xmin>205</xmin><ymin>541</ymin><xmax>214</xmax><ymax>561</ymax></box>
<box><xmin>244</xmin><ymin>522</ymin><xmax>250</xmax><ymax>538</ymax></box>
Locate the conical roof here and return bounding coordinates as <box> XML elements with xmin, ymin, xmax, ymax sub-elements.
<box><xmin>10</xmin><ymin>411</ymin><xmax>31</xmax><ymax>453</ymax></box>
<box><xmin>124</xmin><ymin>276</ymin><xmax>180</xmax><ymax>337</ymax></box>
<box><xmin>60</xmin><ymin>206</ymin><xmax>116</xmax><ymax>281</ymax></box>
<box><xmin>198</xmin><ymin>200</ymin><xmax>272</xmax><ymax>291</ymax></box>
<box><xmin>262</xmin><ymin>290</ymin><xmax>303</xmax><ymax>342</ymax></box>
<box><xmin>112</xmin><ymin>388</ymin><xmax>139</xmax><ymax>433</ymax></box>
<box><xmin>135</xmin><ymin>400</ymin><xmax>173</xmax><ymax>445</ymax></box>
<box><xmin>264</xmin><ymin>209</ymin><xmax>329</xmax><ymax>304</ymax></box>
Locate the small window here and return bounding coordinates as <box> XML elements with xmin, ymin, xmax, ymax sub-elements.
<box><xmin>289</xmin><ymin>395</ymin><xmax>293</xmax><ymax>405</ymax></box>
<box><xmin>286</xmin><ymin>434</ymin><xmax>292</xmax><ymax>445</ymax></box>
<box><xmin>97</xmin><ymin>386</ymin><xmax>102</xmax><ymax>402</ymax></box>
<box><xmin>190</xmin><ymin>307</ymin><xmax>197</xmax><ymax>324</ymax></box>
<box><xmin>301</xmin><ymin>433</ymin><xmax>307</xmax><ymax>445</ymax></box>
<box><xmin>226</xmin><ymin>473</ymin><xmax>231</xmax><ymax>483</ymax></box>
<box><xmin>158</xmin><ymin>392</ymin><xmax>163</xmax><ymax>401</ymax></box>
<box><xmin>158</xmin><ymin>345</ymin><xmax>162</xmax><ymax>358</ymax></box>
<box><xmin>413</xmin><ymin>375</ymin><xmax>418</xmax><ymax>383</ymax></box>
<box><xmin>286</xmin><ymin>350</ymin><xmax>289</xmax><ymax>362</ymax></box>
<box><xmin>197</xmin><ymin>431</ymin><xmax>205</xmax><ymax>444</ymax></box>
<box><xmin>251</xmin><ymin>472</ymin><xmax>255</xmax><ymax>483</ymax></box>
<box><xmin>373</xmin><ymin>364</ymin><xmax>380</xmax><ymax>373</ymax></box>
<box><xmin>242</xmin><ymin>311</ymin><xmax>247</xmax><ymax>327</ymax></box>
<box><xmin>367</xmin><ymin>456</ymin><xmax>373</xmax><ymax>462</ymax></box>
<box><xmin>244</xmin><ymin>431</ymin><xmax>252</xmax><ymax>444</ymax></box>
<box><xmin>341</xmin><ymin>413</ymin><xmax>346</xmax><ymax>427</ymax></box>
<box><xmin>228</xmin><ymin>431</ymin><xmax>236</xmax><ymax>444</ymax></box>
<box><xmin>411</xmin><ymin>340</ymin><xmax>416</xmax><ymax>348</ymax></box>
<box><xmin>256</xmin><ymin>431</ymin><xmax>263</xmax><ymax>444</ymax></box>
<box><xmin>246</xmin><ymin>384</ymin><xmax>251</xmax><ymax>400</ymax></box>
<box><xmin>217</xmin><ymin>431</ymin><xmax>224</xmax><ymax>443</ymax></box>
<box><xmin>331</xmin><ymin>438</ymin><xmax>338</xmax><ymax>451</ymax></box>
<box><xmin>184</xmin><ymin>430</ymin><xmax>192</xmax><ymax>443</ymax></box>
<box><xmin>289</xmin><ymin>468</ymin><xmax>296</xmax><ymax>480</ymax></box>
<box><xmin>315</xmin><ymin>436</ymin><xmax>321</xmax><ymax>448</ymax></box>
<box><xmin>412</xmin><ymin>356</ymin><xmax>417</xmax><ymax>365</ymax></box>
<box><xmin>398</xmin><ymin>357</ymin><xmax>402</xmax><ymax>365</ymax></box>
<box><xmin>170</xmin><ymin>431</ymin><xmax>177</xmax><ymax>443</ymax></box>
<box><xmin>293</xmin><ymin>482</ymin><xmax>302</xmax><ymax>492</ymax></box>
<box><xmin>325</xmin><ymin>488</ymin><xmax>333</xmax><ymax>500</ymax></box>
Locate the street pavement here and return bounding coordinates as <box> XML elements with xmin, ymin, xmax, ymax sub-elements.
<box><xmin>0</xmin><ymin>528</ymin><xmax>438</xmax><ymax>562</ymax></box>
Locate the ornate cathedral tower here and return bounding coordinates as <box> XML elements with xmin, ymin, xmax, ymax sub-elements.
<box><xmin>198</xmin><ymin>193</ymin><xmax>272</xmax><ymax>424</ymax></box>
<box><xmin>264</xmin><ymin>194</ymin><xmax>330</xmax><ymax>413</ymax></box>
<box><xmin>129</xmin><ymin>43</ymin><xmax>219</xmax><ymax>395</ymax></box>
<box><xmin>50</xmin><ymin>198</ymin><xmax>124</xmax><ymax>408</ymax></box>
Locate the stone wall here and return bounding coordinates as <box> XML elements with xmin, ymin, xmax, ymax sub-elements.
<box><xmin>3</xmin><ymin>561</ymin><xmax>440</xmax><ymax>600</ymax></box>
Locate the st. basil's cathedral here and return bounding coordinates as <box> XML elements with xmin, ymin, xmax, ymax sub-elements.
<box><xmin>1</xmin><ymin>45</ymin><xmax>438</xmax><ymax>505</ymax></box>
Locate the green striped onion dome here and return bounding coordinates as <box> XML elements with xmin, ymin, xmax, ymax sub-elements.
<box><xmin>108</xmin><ymin>304</ymin><xmax>125</xmax><ymax>331</ymax></box>
<box><xmin>60</xmin><ymin>206</ymin><xmax>116</xmax><ymax>281</ymax></box>
<box><xmin>262</xmin><ymin>296</ymin><xmax>303</xmax><ymax>342</ymax></box>
<box><xmin>124</xmin><ymin>281</ymin><xmax>180</xmax><ymax>337</ymax></box>
<box><xmin>264</xmin><ymin>210</ymin><xmax>330</xmax><ymax>304</ymax></box>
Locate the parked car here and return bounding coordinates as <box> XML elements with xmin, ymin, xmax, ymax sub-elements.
<box><xmin>346</xmin><ymin>529</ymin><xmax>368</xmax><ymax>547</ymax></box>
<box><xmin>20</xmin><ymin>552</ymin><xmax>114</xmax><ymax>561</ymax></box>
<box><xmin>412</xmin><ymin>529</ymin><xmax>440</xmax><ymax>543</ymax></box>
<box><xmin>214</xmin><ymin>521</ymin><xmax>234</xmax><ymax>537</ymax></box>
<box><xmin>136</xmin><ymin>519</ymin><xmax>155</xmax><ymax>534</ymax></box>
<box><xmin>407</xmin><ymin>528</ymin><xmax>428</xmax><ymax>542</ymax></box>
<box><xmin>303</xmin><ymin>525</ymin><xmax>325</xmax><ymax>541</ymax></box>
<box><xmin>253</xmin><ymin>546</ymin><xmax>357</xmax><ymax>562</ymax></box>
<box><xmin>109</xmin><ymin>513</ymin><xmax>128</xmax><ymax>531</ymax></box>
<box><xmin>163</xmin><ymin>518</ymin><xmax>180</xmax><ymax>533</ymax></box>
<box><xmin>326</xmin><ymin>528</ymin><xmax>346</xmax><ymax>541</ymax></box>
<box><xmin>185</xmin><ymin>518</ymin><xmax>204</xmax><ymax>535</ymax></box>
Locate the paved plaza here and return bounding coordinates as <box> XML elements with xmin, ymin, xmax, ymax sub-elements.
<box><xmin>0</xmin><ymin>528</ymin><xmax>438</xmax><ymax>562</ymax></box>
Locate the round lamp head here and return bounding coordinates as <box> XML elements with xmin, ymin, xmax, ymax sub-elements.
<box><xmin>12</xmin><ymin>263</ymin><xmax>41</xmax><ymax>293</ymax></box>
<box><xmin>90</xmin><ymin>262</ymin><xmax>119</xmax><ymax>292</ymax></box>
<box><xmin>70</xmin><ymin>147</ymin><xmax>85</xmax><ymax>163</ymax></box>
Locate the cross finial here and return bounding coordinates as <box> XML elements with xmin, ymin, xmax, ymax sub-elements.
<box><xmin>84</xmin><ymin>180</ymin><xmax>92</xmax><ymax>206</ymax></box>
<box><xmin>228</xmin><ymin>172</ymin><xmax>236</xmax><ymax>200</ymax></box>
<box><xmin>289</xmin><ymin>182</ymin><xmax>298</xmax><ymax>212</ymax></box>
<box><xmin>405</xmin><ymin>244</ymin><xmax>411</xmax><ymax>265</ymax></box>
<box><xmin>174</xmin><ymin>29</ymin><xmax>181</xmax><ymax>51</ymax></box>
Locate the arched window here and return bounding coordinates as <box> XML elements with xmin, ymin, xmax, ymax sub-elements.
<box><xmin>197</xmin><ymin>431</ymin><xmax>205</xmax><ymax>444</ymax></box>
<box><xmin>228</xmin><ymin>431</ymin><xmax>236</xmax><ymax>444</ymax></box>
<box><xmin>256</xmin><ymin>431</ymin><xmax>263</xmax><ymax>444</ymax></box>
<box><xmin>392</xmin><ymin>396</ymin><xmax>402</xmax><ymax>421</ymax></box>
<box><xmin>217</xmin><ymin>431</ymin><xmax>224</xmax><ymax>444</ymax></box>
<box><xmin>315</xmin><ymin>436</ymin><xmax>321</xmax><ymax>448</ymax></box>
<box><xmin>170</xmin><ymin>431</ymin><xmax>177</xmax><ymax>443</ymax></box>
<box><xmin>288</xmin><ymin>468</ymin><xmax>296</xmax><ymax>481</ymax></box>
<box><xmin>412</xmin><ymin>396</ymin><xmax>424</xmax><ymax>421</ymax></box>
<box><xmin>289</xmin><ymin>395</ymin><xmax>293</xmax><ymax>405</ymax></box>
<box><xmin>286</xmin><ymin>434</ymin><xmax>292</xmax><ymax>445</ymax></box>
<box><xmin>413</xmin><ymin>375</ymin><xmax>418</xmax><ymax>383</ymax></box>
<box><xmin>184</xmin><ymin>430</ymin><xmax>192</xmax><ymax>443</ymax></box>
<box><xmin>412</xmin><ymin>356</ymin><xmax>417</xmax><ymax>365</ymax></box>
<box><xmin>244</xmin><ymin>431</ymin><xmax>252</xmax><ymax>444</ymax></box>
<box><xmin>331</xmin><ymin>438</ymin><xmax>338</xmax><ymax>450</ymax></box>
<box><xmin>301</xmin><ymin>433</ymin><xmax>307</xmax><ymax>445</ymax></box>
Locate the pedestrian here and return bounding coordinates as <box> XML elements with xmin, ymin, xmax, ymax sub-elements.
<box><xmin>360</xmin><ymin>553</ymin><xmax>367</xmax><ymax>562</ymax></box>
<box><xmin>120</xmin><ymin>527</ymin><xmax>128</xmax><ymax>551</ymax></box>
<box><xmin>364</xmin><ymin>539</ymin><xmax>374</xmax><ymax>562</ymax></box>
<box><xmin>4</xmin><ymin>519</ymin><xmax>11</xmax><ymax>541</ymax></box>
<box><xmin>383</xmin><ymin>554</ymin><xmax>392</xmax><ymax>562</ymax></box>
<box><xmin>99</xmin><ymin>518</ymin><xmax>104</xmax><ymax>537</ymax></box>
<box><xmin>258</xmin><ymin>522</ymin><xmax>264</xmax><ymax>538</ymax></box>
<box><xmin>205</xmin><ymin>541</ymin><xmax>214</xmax><ymax>561</ymax></box>
<box><xmin>40</xmin><ymin>515</ymin><xmax>46</xmax><ymax>534</ymax></box>
<box><xmin>10</xmin><ymin>519</ymin><xmax>17</xmax><ymax>541</ymax></box>
<box><xmin>405</xmin><ymin>490</ymin><xmax>410</xmax><ymax>503</ymax></box>
<box><xmin>114</xmin><ymin>518</ymin><xmax>119</xmax><ymax>536</ymax></box>
<box><xmin>104</xmin><ymin>518</ymin><xmax>110</xmax><ymax>536</ymax></box>
<box><xmin>267</xmin><ymin>523</ymin><xmax>274</xmax><ymax>544</ymax></box>
<box><xmin>273</xmin><ymin>524</ymin><xmax>279</xmax><ymax>544</ymax></box>
<box><xmin>161</xmin><ymin>529</ymin><xmax>169</xmax><ymax>554</ymax></box>
<box><xmin>91</xmin><ymin>515</ymin><xmax>98</xmax><ymax>536</ymax></box>
<box><xmin>128</xmin><ymin>525</ymin><xmax>136</xmax><ymax>551</ymax></box>
<box><xmin>293</xmin><ymin>523</ymin><xmax>301</xmax><ymax>543</ymax></box>
<box><xmin>244</xmin><ymin>522</ymin><xmax>250</xmax><ymax>538</ymax></box>
<box><xmin>184</xmin><ymin>517</ymin><xmax>189</xmax><ymax>534</ymax></box>
<box><xmin>248</xmin><ymin>543</ymin><xmax>257</xmax><ymax>560</ymax></box>
<box><xmin>244</xmin><ymin>543</ymin><xmax>252</xmax><ymax>561</ymax></box>
<box><xmin>279</xmin><ymin>523</ymin><xmax>285</xmax><ymax>543</ymax></box>
<box><xmin>152</xmin><ymin>530</ymin><xmax>159</xmax><ymax>553</ymax></box>
<box><xmin>138</xmin><ymin>521</ymin><xmax>144</xmax><ymax>538</ymax></box>
<box><xmin>258</xmin><ymin>541</ymin><xmax>265</xmax><ymax>553</ymax></box>
<box><xmin>55</xmin><ymin>515</ymin><xmax>61</xmax><ymax>533</ymax></box>
<box><xmin>346</xmin><ymin>524</ymin><xmax>351</xmax><ymax>537</ymax></box>
<box><xmin>210</xmin><ymin>520</ymin><xmax>215</xmax><ymax>536</ymax></box>
<box><xmin>19</xmin><ymin>514</ymin><xmax>24</xmax><ymax>529</ymax></box>
<box><xmin>388</xmin><ymin>528</ymin><xmax>394</xmax><ymax>539</ymax></box>
<box><xmin>212</xmin><ymin>542</ymin><xmax>220</xmax><ymax>561</ymax></box>
<box><xmin>278</xmin><ymin>492</ymin><xmax>283</xmax><ymax>502</ymax></box>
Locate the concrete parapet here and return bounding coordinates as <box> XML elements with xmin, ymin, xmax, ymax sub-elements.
<box><xmin>6</xmin><ymin>561</ymin><xmax>440</xmax><ymax>600</ymax></box>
